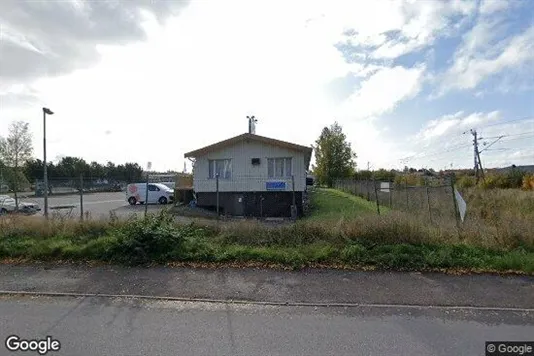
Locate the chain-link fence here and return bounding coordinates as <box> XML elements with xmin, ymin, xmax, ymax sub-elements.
<box><xmin>31</xmin><ymin>175</ymin><xmax>180</xmax><ymax>219</ymax></box>
<box><xmin>34</xmin><ymin>177</ymin><xmax>127</xmax><ymax>196</ymax></box>
<box><xmin>1</xmin><ymin>173</ymin><xmax>197</xmax><ymax>220</ymax></box>
<box><xmin>334</xmin><ymin>178</ymin><xmax>459</xmax><ymax>225</ymax></box>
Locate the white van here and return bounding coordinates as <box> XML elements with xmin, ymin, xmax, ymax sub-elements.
<box><xmin>126</xmin><ymin>183</ymin><xmax>174</xmax><ymax>205</ymax></box>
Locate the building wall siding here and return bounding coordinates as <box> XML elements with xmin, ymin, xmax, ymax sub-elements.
<box><xmin>192</xmin><ymin>140</ymin><xmax>308</xmax><ymax>192</ymax></box>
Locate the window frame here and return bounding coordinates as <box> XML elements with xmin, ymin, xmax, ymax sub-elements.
<box><xmin>267</xmin><ymin>157</ymin><xmax>292</xmax><ymax>178</ymax></box>
<box><xmin>208</xmin><ymin>159</ymin><xmax>232</xmax><ymax>179</ymax></box>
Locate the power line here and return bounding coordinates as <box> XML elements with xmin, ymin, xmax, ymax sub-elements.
<box><xmin>426</xmin><ymin>150</ymin><xmax>469</xmax><ymax>163</ymax></box>
<box><xmin>483</xmin><ymin>148</ymin><xmax>510</xmax><ymax>152</ymax></box>
<box><xmin>479</xmin><ymin>130</ymin><xmax>534</xmax><ymax>140</ymax></box>
<box><xmin>479</xmin><ymin>136</ymin><xmax>504</xmax><ymax>153</ymax></box>
<box><xmin>397</xmin><ymin>118</ymin><xmax>533</xmax><ymax>166</ymax></box>
<box><xmin>500</xmin><ymin>134</ymin><xmax>534</xmax><ymax>142</ymax></box>
<box><xmin>399</xmin><ymin>143</ymin><xmax>471</xmax><ymax>163</ymax></box>
<box><xmin>478</xmin><ymin>117</ymin><xmax>534</xmax><ymax>129</ymax></box>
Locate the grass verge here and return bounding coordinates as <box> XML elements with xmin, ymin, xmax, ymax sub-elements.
<box><xmin>305</xmin><ymin>188</ymin><xmax>379</xmax><ymax>221</ymax></box>
<box><xmin>1</xmin><ymin>202</ymin><xmax>533</xmax><ymax>274</ymax></box>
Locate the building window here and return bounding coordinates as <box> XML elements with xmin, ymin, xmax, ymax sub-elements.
<box><xmin>208</xmin><ymin>159</ymin><xmax>232</xmax><ymax>179</ymax></box>
<box><xmin>267</xmin><ymin>158</ymin><xmax>292</xmax><ymax>178</ymax></box>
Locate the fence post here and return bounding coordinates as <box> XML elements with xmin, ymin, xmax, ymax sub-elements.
<box><xmin>366</xmin><ymin>180</ymin><xmax>370</xmax><ymax>201</ymax></box>
<box><xmin>425</xmin><ymin>183</ymin><xmax>432</xmax><ymax>224</ymax></box>
<box><xmin>79</xmin><ymin>174</ymin><xmax>84</xmax><ymax>221</ymax></box>
<box><xmin>389</xmin><ymin>182</ymin><xmax>393</xmax><ymax>208</ymax></box>
<box><xmin>144</xmin><ymin>173</ymin><xmax>149</xmax><ymax>218</ymax></box>
<box><xmin>216</xmin><ymin>173</ymin><xmax>220</xmax><ymax>218</ymax></box>
<box><xmin>373</xmin><ymin>178</ymin><xmax>380</xmax><ymax>215</ymax></box>
<box><xmin>291</xmin><ymin>175</ymin><xmax>297</xmax><ymax>220</ymax></box>
<box><xmin>405</xmin><ymin>177</ymin><xmax>409</xmax><ymax>211</ymax></box>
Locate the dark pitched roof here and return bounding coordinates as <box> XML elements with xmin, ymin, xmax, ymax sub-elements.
<box><xmin>184</xmin><ymin>133</ymin><xmax>313</xmax><ymax>169</ymax></box>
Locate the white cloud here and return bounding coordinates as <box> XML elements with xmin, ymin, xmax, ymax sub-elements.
<box><xmin>398</xmin><ymin>112</ymin><xmax>534</xmax><ymax>169</ymax></box>
<box><xmin>339</xmin><ymin>65</ymin><xmax>426</xmax><ymax>120</ymax></box>
<box><xmin>1</xmin><ymin>0</ymin><xmax>442</xmax><ymax>172</ymax></box>
<box><xmin>440</xmin><ymin>0</ymin><xmax>534</xmax><ymax>95</ymax></box>
<box><xmin>479</xmin><ymin>0</ymin><xmax>510</xmax><ymax>15</ymax></box>
<box><xmin>416</xmin><ymin>111</ymin><xmax>501</xmax><ymax>142</ymax></box>
<box><xmin>1</xmin><ymin>0</ymin><xmax>531</xmax><ymax>172</ymax></box>
<box><xmin>342</xmin><ymin>119</ymin><xmax>399</xmax><ymax>169</ymax></box>
<box><xmin>369</xmin><ymin>0</ymin><xmax>476</xmax><ymax>59</ymax></box>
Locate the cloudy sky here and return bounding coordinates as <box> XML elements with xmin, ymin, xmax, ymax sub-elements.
<box><xmin>1</xmin><ymin>0</ymin><xmax>533</xmax><ymax>172</ymax></box>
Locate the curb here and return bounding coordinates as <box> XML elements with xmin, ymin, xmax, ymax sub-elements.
<box><xmin>1</xmin><ymin>290</ymin><xmax>533</xmax><ymax>313</ymax></box>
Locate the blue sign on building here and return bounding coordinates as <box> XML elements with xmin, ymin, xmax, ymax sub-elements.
<box><xmin>266</xmin><ymin>181</ymin><xmax>286</xmax><ymax>191</ymax></box>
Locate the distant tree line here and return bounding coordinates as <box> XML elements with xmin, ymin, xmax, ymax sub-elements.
<box><xmin>22</xmin><ymin>157</ymin><xmax>144</xmax><ymax>183</ymax></box>
<box><xmin>1</xmin><ymin>121</ymin><xmax>145</xmax><ymax>193</ymax></box>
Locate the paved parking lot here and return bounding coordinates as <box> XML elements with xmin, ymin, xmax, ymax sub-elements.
<box><xmin>23</xmin><ymin>192</ymin><xmax>171</xmax><ymax>220</ymax></box>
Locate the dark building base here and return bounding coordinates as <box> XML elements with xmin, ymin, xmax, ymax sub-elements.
<box><xmin>196</xmin><ymin>191</ymin><xmax>304</xmax><ymax>218</ymax></box>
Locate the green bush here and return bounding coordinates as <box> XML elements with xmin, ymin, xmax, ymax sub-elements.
<box><xmin>393</xmin><ymin>174</ymin><xmax>425</xmax><ymax>187</ymax></box>
<box><xmin>457</xmin><ymin>175</ymin><xmax>475</xmax><ymax>189</ymax></box>
<box><xmin>505</xmin><ymin>169</ymin><xmax>526</xmax><ymax>188</ymax></box>
<box><xmin>107</xmin><ymin>210</ymin><xmax>202</xmax><ymax>264</ymax></box>
<box><xmin>480</xmin><ymin>170</ymin><xmax>526</xmax><ymax>189</ymax></box>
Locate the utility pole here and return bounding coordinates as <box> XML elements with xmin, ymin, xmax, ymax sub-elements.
<box><xmin>470</xmin><ymin>129</ymin><xmax>484</xmax><ymax>183</ymax></box>
<box><xmin>43</xmin><ymin>107</ymin><xmax>54</xmax><ymax>219</ymax></box>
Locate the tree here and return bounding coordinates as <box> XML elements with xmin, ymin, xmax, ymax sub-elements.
<box><xmin>313</xmin><ymin>122</ymin><xmax>357</xmax><ymax>187</ymax></box>
<box><xmin>23</xmin><ymin>159</ymin><xmax>44</xmax><ymax>183</ymax></box>
<box><xmin>123</xmin><ymin>163</ymin><xmax>143</xmax><ymax>183</ymax></box>
<box><xmin>0</xmin><ymin>121</ymin><xmax>33</xmax><ymax>209</ymax></box>
<box><xmin>372</xmin><ymin>169</ymin><xmax>396</xmax><ymax>182</ymax></box>
<box><xmin>89</xmin><ymin>161</ymin><xmax>105</xmax><ymax>180</ymax></box>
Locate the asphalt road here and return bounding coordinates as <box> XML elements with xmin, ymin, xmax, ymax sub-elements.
<box><xmin>23</xmin><ymin>192</ymin><xmax>170</xmax><ymax>219</ymax></box>
<box><xmin>1</xmin><ymin>295</ymin><xmax>532</xmax><ymax>356</ymax></box>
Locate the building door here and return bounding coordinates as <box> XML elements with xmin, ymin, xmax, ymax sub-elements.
<box><xmin>234</xmin><ymin>195</ymin><xmax>244</xmax><ymax>216</ymax></box>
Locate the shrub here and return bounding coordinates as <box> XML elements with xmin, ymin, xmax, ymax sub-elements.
<box><xmin>522</xmin><ymin>174</ymin><xmax>534</xmax><ymax>191</ymax></box>
<box><xmin>508</xmin><ymin>170</ymin><xmax>526</xmax><ymax>188</ymax></box>
<box><xmin>107</xmin><ymin>210</ymin><xmax>204</xmax><ymax>264</ymax></box>
<box><xmin>457</xmin><ymin>175</ymin><xmax>475</xmax><ymax>189</ymax></box>
<box><xmin>480</xmin><ymin>174</ymin><xmax>506</xmax><ymax>189</ymax></box>
<box><xmin>394</xmin><ymin>174</ymin><xmax>425</xmax><ymax>187</ymax></box>
<box><xmin>480</xmin><ymin>170</ymin><xmax>526</xmax><ymax>189</ymax></box>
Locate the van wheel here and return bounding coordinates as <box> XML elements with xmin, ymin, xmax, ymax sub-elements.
<box><xmin>158</xmin><ymin>197</ymin><xmax>168</xmax><ymax>205</ymax></box>
<box><xmin>128</xmin><ymin>197</ymin><xmax>137</xmax><ymax>205</ymax></box>
<box><xmin>0</xmin><ymin>208</ymin><xmax>7</xmax><ymax>215</ymax></box>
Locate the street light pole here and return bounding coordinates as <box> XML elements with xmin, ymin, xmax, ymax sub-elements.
<box><xmin>43</xmin><ymin>107</ymin><xmax>54</xmax><ymax>219</ymax></box>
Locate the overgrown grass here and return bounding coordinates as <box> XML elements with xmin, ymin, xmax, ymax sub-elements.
<box><xmin>461</xmin><ymin>187</ymin><xmax>534</xmax><ymax>220</ymax></box>
<box><xmin>0</xmin><ymin>189</ymin><xmax>532</xmax><ymax>274</ymax></box>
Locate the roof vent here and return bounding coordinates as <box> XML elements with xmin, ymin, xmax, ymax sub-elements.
<box><xmin>247</xmin><ymin>115</ymin><xmax>257</xmax><ymax>134</ymax></box>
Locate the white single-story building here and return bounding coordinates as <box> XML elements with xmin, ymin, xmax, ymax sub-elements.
<box><xmin>184</xmin><ymin>132</ymin><xmax>313</xmax><ymax>217</ymax></box>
